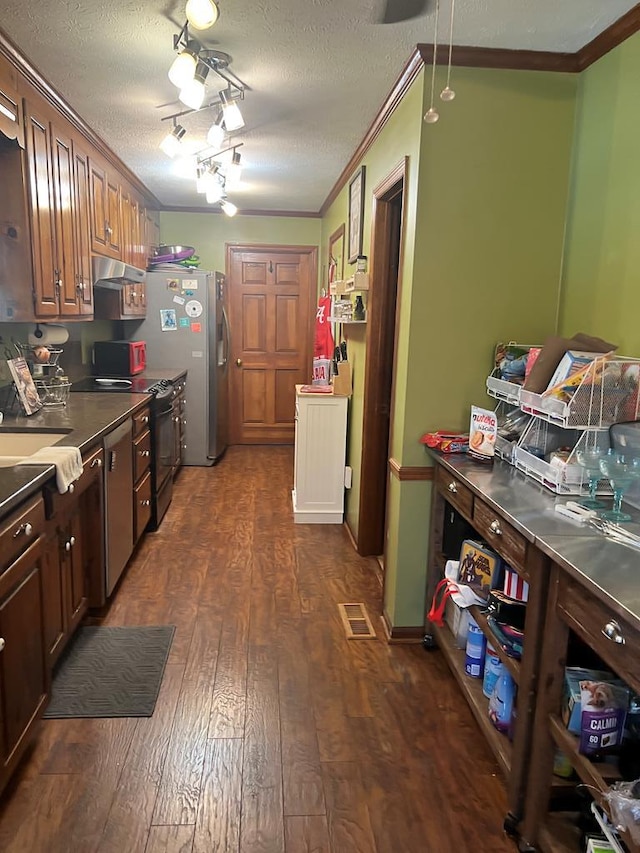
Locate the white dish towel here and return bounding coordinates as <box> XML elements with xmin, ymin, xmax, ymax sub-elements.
<box><xmin>18</xmin><ymin>446</ymin><xmax>83</xmax><ymax>493</ymax></box>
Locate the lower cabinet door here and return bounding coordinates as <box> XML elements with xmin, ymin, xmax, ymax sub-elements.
<box><xmin>64</xmin><ymin>510</ymin><xmax>87</xmax><ymax>635</ymax></box>
<box><xmin>134</xmin><ymin>470</ymin><xmax>152</xmax><ymax>543</ymax></box>
<box><xmin>41</xmin><ymin>531</ymin><xmax>66</xmax><ymax>670</ymax></box>
<box><xmin>0</xmin><ymin>538</ymin><xmax>47</xmax><ymax>770</ymax></box>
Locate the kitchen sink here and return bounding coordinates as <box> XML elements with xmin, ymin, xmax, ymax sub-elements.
<box><xmin>0</xmin><ymin>431</ymin><xmax>71</xmax><ymax>459</ymax></box>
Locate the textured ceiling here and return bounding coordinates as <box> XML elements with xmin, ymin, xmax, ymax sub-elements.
<box><xmin>1</xmin><ymin>0</ymin><xmax>636</xmax><ymax>212</ymax></box>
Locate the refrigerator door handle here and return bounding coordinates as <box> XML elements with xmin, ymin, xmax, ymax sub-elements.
<box><xmin>222</xmin><ymin>306</ymin><xmax>231</xmax><ymax>375</ymax></box>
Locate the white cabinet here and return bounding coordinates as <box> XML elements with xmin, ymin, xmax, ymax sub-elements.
<box><xmin>292</xmin><ymin>386</ymin><xmax>348</xmax><ymax>523</ymax></box>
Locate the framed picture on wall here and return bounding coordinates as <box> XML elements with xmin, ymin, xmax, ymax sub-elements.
<box><xmin>348</xmin><ymin>166</ymin><xmax>366</xmax><ymax>264</ymax></box>
<box><xmin>328</xmin><ymin>223</ymin><xmax>345</xmax><ymax>284</ymax></box>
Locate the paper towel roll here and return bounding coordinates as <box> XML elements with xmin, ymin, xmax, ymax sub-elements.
<box><xmin>28</xmin><ymin>324</ymin><xmax>69</xmax><ymax>346</ymax></box>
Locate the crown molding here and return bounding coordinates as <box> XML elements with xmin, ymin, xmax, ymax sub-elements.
<box><xmin>417</xmin><ymin>43</ymin><xmax>580</xmax><ymax>72</ymax></box>
<box><xmin>160</xmin><ymin>205</ymin><xmax>321</xmax><ymax>218</ymax></box>
<box><xmin>576</xmin><ymin>3</ymin><xmax>640</xmax><ymax>70</ymax></box>
<box><xmin>0</xmin><ymin>27</ymin><xmax>161</xmax><ymax>208</ymax></box>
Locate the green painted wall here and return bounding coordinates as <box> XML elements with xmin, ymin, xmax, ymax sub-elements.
<box><xmin>322</xmin><ymin>65</ymin><xmax>578</xmax><ymax>628</ymax></box>
<box><xmin>559</xmin><ymin>31</ymin><xmax>640</xmax><ymax>356</ymax></box>
<box><xmin>159</xmin><ymin>212</ymin><xmax>321</xmax><ymax>276</ymax></box>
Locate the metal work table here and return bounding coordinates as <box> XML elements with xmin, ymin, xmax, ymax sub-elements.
<box><xmin>432</xmin><ymin>451</ymin><xmax>640</xmax><ymax>628</ymax></box>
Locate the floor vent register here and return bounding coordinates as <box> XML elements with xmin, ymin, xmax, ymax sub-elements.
<box><xmin>338</xmin><ymin>603</ymin><xmax>377</xmax><ymax>640</ymax></box>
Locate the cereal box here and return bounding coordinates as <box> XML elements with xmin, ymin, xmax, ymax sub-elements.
<box><xmin>468</xmin><ymin>406</ymin><xmax>497</xmax><ymax>462</ymax></box>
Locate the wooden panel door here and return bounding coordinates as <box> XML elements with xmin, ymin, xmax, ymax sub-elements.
<box><xmin>50</xmin><ymin>122</ymin><xmax>79</xmax><ymax>316</ymax></box>
<box><xmin>228</xmin><ymin>245</ymin><xmax>316</xmax><ymax>444</ymax></box>
<box><xmin>23</xmin><ymin>100</ymin><xmax>57</xmax><ymax>317</ymax></box>
<box><xmin>72</xmin><ymin>139</ymin><xmax>93</xmax><ymax>314</ymax></box>
<box><xmin>89</xmin><ymin>157</ymin><xmax>109</xmax><ymax>254</ymax></box>
<box><xmin>105</xmin><ymin>173</ymin><xmax>121</xmax><ymax>257</ymax></box>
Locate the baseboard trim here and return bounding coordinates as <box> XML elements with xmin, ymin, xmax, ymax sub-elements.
<box><xmin>381</xmin><ymin>609</ymin><xmax>424</xmax><ymax>644</ymax></box>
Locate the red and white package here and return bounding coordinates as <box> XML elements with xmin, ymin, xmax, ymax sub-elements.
<box><xmin>503</xmin><ymin>567</ymin><xmax>529</xmax><ymax>602</ymax></box>
<box><xmin>420</xmin><ymin>431</ymin><xmax>469</xmax><ymax>453</ymax></box>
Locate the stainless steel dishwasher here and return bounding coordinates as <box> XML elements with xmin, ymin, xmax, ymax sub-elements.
<box><xmin>104</xmin><ymin>419</ymin><xmax>134</xmax><ymax>596</ymax></box>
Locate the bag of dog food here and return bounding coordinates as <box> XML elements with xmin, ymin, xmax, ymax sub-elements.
<box><xmin>579</xmin><ymin>679</ymin><xmax>630</xmax><ymax>756</ymax></box>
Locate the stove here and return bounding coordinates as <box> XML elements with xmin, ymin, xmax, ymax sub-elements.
<box><xmin>71</xmin><ymin>376</ymin><xmax>173</xmax><ymax>397</ymax></box>
<box><xmin>72</xmin><ymin>376</ymin><xmax>176</xmax><ymax>532</ymax></box>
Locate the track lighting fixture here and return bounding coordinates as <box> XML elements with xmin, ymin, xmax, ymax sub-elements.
<box><xmin>220</xmin><ymin>199</ymin><xmax>238</xmax><ymax>217</ymax></box>
<box><xmin>225</xmin><ymin>150</ymin><xmax>242</xmax><ymax>189</ymax></box>
<box><xmin>206</xmin><ymin>113</ymin><xmax>225</xmax><ymax>149</ymax></box>
<box><xmin>159</xmin><ymin>121</ymin><xmax>186</xmax><ymax>157</ymax></box>
<box><xmin>168</xmin><ymin>41</ymin><xmax>199</xmax><ymax>89</ymax></box>
<box><xmin>185</xmin><ymin>0</ymin><xmax>219</xmax><ymax>31</ymax></box>
<box><xmin>220</xmin><ymin>88</ymin><xmax>245</xmax><ymax>131</ymax></box>
<box><xmin>160</xmin><ymin>19</ymin><xmax>250</xmax><ymax>204</ymax></box>
<box><xmin>179</xmin><ymin>62</ymin><xmax>209</xmax><ymax>110</ymax></box>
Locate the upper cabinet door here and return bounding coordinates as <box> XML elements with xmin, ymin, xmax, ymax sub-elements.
<box><xmin>89</xmin><ymin>158</ymin><xmax>109</xmax><ymax>255</ymax></box>
<box><xmin>50</xmin><ymin>122</ymin><xmax>79</xmax><ymax>317</ymax></box>
<box><xmin>0</xmin><ymin>57</ymin><xmax>23</xmax><ymax>148</ymax></box>
<box><xmin>72</xmin><ymin>139</ymin><xmax>93</xmax><ymax>315</ymax></box>
<box><xmin>106</xmin><ymin>173</ymin><xmax>121</xmax><ymax>257</ymax></box>
<box><xmin>23</xmin><ymin>100</ymin><xmax>58</xmax><ymax>317</ymax></box>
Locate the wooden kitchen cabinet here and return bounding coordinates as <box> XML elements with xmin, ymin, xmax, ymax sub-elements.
<box><xmin>89</xmin><ymin>156</ymin><xmax>122</xmax><ymax>259</ymax></box>
<box><xmin>22</xmin><ymin>98</ymin><xmax>94</xmax><ymax>318</ymax></box>
<box><xmin>93</xmin><ymin>280</ymin><xmax>147</xmax><ymax>319</ymax></box>
<box><xmin>42</xmin><ymin>444</ymin><xmax>104</xmax><ymax>669</ymax></box>
<box><xmin>133</xmin><ymin>405</ymin><xmax>152</xmax><ymax>543</ymax></box>
<box><xmin>0</xmin><ymin>494</ymin><xmax>47</xmax><ymax>797</ymax></box>
<box><xmin>0</xmin><ymin>53</ymin><xmax>23</xmax><ymax>147</ymax></box>
<box><xmin>72</xmin><ymin>137</ymin><xmax>93</xmax><ymax>315</ymax></box>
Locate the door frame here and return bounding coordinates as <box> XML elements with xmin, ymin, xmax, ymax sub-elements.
<box><xmin>356</xmin><ymin>158</ymin><xmax>407</xmax><ymax>556</ymax></box>
<box><xmin>225</xmin><ymin>243</ymin><xmax>318</xmax><ymax>445</ymax></box>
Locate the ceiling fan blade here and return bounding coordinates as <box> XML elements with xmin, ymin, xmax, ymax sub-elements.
<box><xmin>380</xmin><ymin>0</ymin><xmax>429</xmax><ymax>24</ymax></box>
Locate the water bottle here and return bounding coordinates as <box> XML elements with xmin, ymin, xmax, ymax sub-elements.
<box><xmin>464</xmin><ymin>617</ymin><xmax>486</xmax><ymax>678</ymax></box>
<box><xmin>482</xmin><ymin>643</ymin><xmax>503</xmax><ymax>698</ymax></box>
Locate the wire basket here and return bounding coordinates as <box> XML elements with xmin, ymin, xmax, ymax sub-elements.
<box><xmin>34</xmin><ymin>379</ymin><xmax>71</xmax><ymax>407</ymax></box>
<box><xmin>520</xmin><ymin>357</ymin><xmax>640</xmax><ymax>429</ymax></box>
<box><xmin>14</xmin><ymin>342</ymin><xmax>63</xmax><ymax>370</ymax></box>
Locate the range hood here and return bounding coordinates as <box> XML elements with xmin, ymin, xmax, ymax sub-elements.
<box><xmin>92</xmin><ymin>256</ymin><xmax>146</xmax><ymax>290</ymax></box>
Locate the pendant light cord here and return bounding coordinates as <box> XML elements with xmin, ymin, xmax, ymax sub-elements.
<box><xmin>429</xmin><ymin>0</ymin><xmax>440</xmax><ymax>110</ymax></box>
<box><xmin>445</xmin><ymin>0</ymin><xmax>455</xmax><ymax>89</ymax></box>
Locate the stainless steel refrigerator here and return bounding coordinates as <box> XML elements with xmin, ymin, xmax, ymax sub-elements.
<box><xmin>136</xmin><ymin>269</ymin><xmax>229</xmax><ymax>465</ymax></box>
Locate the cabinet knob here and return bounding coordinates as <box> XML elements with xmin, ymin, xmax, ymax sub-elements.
<box><xmin>602</xmin><ymin>619</ymin><xmax>625</xmax><ymax>645</ymax></box>
<box><xmin>174</xmin><ymin>416</ymin><xmax>180</xmax><ymax>423</ymax></box>
<box><xmin>0</xmin><ymin>638</ymin><xmax>5</xmax><ymax>652</ymax></box>
<box><xmin>13</xmin><ymin>522</ymin><xmax>33</xmax><ymax>538</ymax></box>
<box><xmin>70</xmin><ymin>536</ymin><xmax>76</xmax><ymax>547</ymax></box>
<box><xmin>489</xmin><ymin>519</ymin><xmax>502</xmax><ymax>536</ymax></box>
<box><xmin>142</xmin><ymin>416</ymin><xmax>149</xmax><ymax>424</ymax></box>
<box><xmin>68</xmin><ymin>483</ymin><xmax>75</xmax><ymax>494</ymax></box>
<box><xmin>91</xmin><ymin>458</ymin><xmax>103</xmax><ymax>468</ymax></box>
<box><xmin>140</xmin><ymin>499</ymin><xmax>150</xmax><ymax>507</ymax></box>
<box><xmin>139</xmin><ymin>449</ymin><xmax>150</xmax><ymax>457</ymax></box>
<box><xmin>447</xmin><ymin>482</ymin><xmax>458</xmax><ymax>494</ymax></box>
<box><xmin>65</xmin><ymin>540</ymin><xmax>71</xmax><ymax>552</ymax></box>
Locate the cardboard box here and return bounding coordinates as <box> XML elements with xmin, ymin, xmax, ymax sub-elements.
<box><xmin>562</xmin><ymin>667</ymin><xmax>615</xmax><ymax>734</ymax></box>
<box><xmin>445</xmin><ymin>597</ymin><xmax>471</xmax><ymax>648</ymax></box>
<box><xmin>458</xmin><ymin>540</ymin><xmax>502</xmax><ymax>601</ymax></box>
<box><xmin>545</xmin><ymin>350</ymin><xmax>597</xmax><ymax>392</ymax></box>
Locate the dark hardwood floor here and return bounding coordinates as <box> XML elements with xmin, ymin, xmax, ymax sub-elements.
<box><xmin>0</xmin><ymin>446</ymin><xmax>515</xmax><ymax>852</ymax></box>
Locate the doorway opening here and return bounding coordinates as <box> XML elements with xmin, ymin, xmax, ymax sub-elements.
<box><xmin>355</xmin><ymin>160</ymin><xmax>406</xmax><ymax>568</ymax></box>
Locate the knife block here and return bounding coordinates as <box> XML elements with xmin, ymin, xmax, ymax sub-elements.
<box><xmin>332</xmin><ymin>361</ymin><xmax>352</xmax><ymax>396</ymax></box>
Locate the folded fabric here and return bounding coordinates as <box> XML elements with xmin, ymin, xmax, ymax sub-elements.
<box><xmin>18</xmin><ymin>445</ymin><xmax>83</xmax><ymax>493</ymax></box>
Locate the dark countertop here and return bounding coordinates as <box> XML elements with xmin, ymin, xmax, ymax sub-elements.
<box><xmin>431</xmin><ymin>451</ymin><xmax>640</xmax><ymax>628</ymax></box>
<box><xmin>0</xmin><ymin>367</ymin><xmax>188</xmax><ymax>518</ymax></box>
